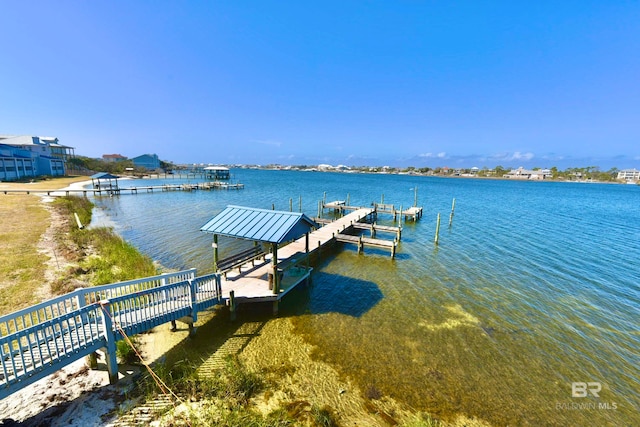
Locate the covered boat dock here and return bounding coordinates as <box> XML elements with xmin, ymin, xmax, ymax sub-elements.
<box><xmin>200</xmin><ymin>205</ymin><xmax>318</xmax><ymax>316</ymax></box>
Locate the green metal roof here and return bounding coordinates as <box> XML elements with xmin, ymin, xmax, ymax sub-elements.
<box><xmin>200</xmin><ymin>205</ymin><xmax>318</xmax><ymax>244</ymax></box>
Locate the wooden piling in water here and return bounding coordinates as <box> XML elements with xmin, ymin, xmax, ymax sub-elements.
<box><xmin>435</xmin><ymin>213</ymin><xmax>441</xmax><ymax>245</ymax></box>
<box><xmin>449</xmin><ymin>198</ymin><xmax>456</xmax><ymax>226</ymax></box>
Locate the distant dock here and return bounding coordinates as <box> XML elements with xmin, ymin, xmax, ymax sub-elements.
<box><xmin>1</xmin><ymin>181</ymin><xmax>244</xmax><ymax>197</ymax></box>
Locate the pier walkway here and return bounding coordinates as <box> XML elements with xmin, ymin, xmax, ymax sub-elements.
<box><xmin>1</xmin><ymin>181</ymin><xmax>244</xmax><ymax>197</ymax></box>
<box><xmin>0</xmin><ymin>269</ymin><xmax>222</xmax><ymax>401</ymax></box>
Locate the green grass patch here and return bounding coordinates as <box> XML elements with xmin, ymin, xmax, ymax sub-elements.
<box><xmin>52</xmin><ymin>196</ymin><xmax>157</xmax><ymax>292</ymax></box>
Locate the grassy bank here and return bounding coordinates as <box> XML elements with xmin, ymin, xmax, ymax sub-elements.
<box><xmin>0</xmin><ymin>188</ymin><xmax>157</xmax><ymax>315</ymax></box>
<box><xmin>51</xmin><ymin>195</ymin><xmax>157</xmax><ymax>292</ymax></box>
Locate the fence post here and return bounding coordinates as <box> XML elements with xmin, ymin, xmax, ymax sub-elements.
<box><xmin>99</xmin><ymin>300</ymin><xmax>119</xmax><ymax>385</ymax></box>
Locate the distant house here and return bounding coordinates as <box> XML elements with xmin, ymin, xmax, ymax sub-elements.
<box><xmin>504</xmin><ymin>167</ymin><xmax>552</xmax><ymax>180</ymax></box>
<box><xmin>131</xmin><ymin>153</ymin><xmax>160</xmax><ymax>170</ymax></box>
<box><xmin>617</xmin><ymin>168</ymin><xmax>640</xmax><ymax>182</ymax></box>
<box><xmin>102</xmin><ymin>154</ymin><xmax>128</xmax><ymax>162</ymax></box>
<box><xmin>0</xmin><ymin>135</ymin><xmax>73</xmax><ymax>181</ymax></box>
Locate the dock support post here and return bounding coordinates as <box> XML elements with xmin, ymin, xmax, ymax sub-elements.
<box><xmin>399</xmin><ymin>205</ymin><xmax>403</xmax><ymax>226</ymax></box>
<box><xmin>435</xmin><ymin>213</ymin><xmax>441</xmax><ymax>245</ymax></box>
<box><xmin>449</xmin><ymin>198</ymin><xmax>456</xmax><ymax>227</ymax></box>
<box><xmin>358</xmin><ymin>235</ymin><xmax>363</xmax><ymax>254</ymax></box>
<box><xmin>99</xmin><ymin>300</ymin><xmax>119</xmax><ymax>385</ymax></box>
<box><xmin>272</xmin><ymin>244</ymin><xmax>279</xmax><ymax>295</ymax></box>
<box><xmin>289</xmin><ymin>198</ymin><xmax>293</xmax><ymax>212</ymax></box>
<box><xmin>229</xmin><ymin>290</ymin><xmax>236</xmax><ymax>322</ymax></box>
<box><xmin>189</xmin><ymin>278</ymin><xmax>198</xmax><ymax>336</ymax></box>
<box><xmin>213</xmin><ymin>235</ymin><xmax>219</xmax><ymax>271</ymax></box>
<box><xmin>323</xmin><ymin>191</ymin><xmax>326</xmax><ymax>205</ymax></box>
<box><xmin>347</xmin><ymin>193</ymin><xmax>350</xmax><ymax>206</ymax></box>
<box><xmin>392</xmin><ymin>239</ymin><xmax>397</xmax><ymax>259</ymax></box>
<box><xmin>414</xmin><ymin>186</ymin><xmax>418</xmax><ymax>207</ymax></box>
<box><xmin>273</xmin><ymin>300</ymin><xmax>279</xmax><ymax>316</ymax></box>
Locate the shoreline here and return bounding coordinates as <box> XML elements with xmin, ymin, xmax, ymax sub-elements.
<box><xmin>0</xmin><ymin>178</ymin><xmax>399</xmax><ymax>426</ymax></box>
<box><xmin>0</xmin><ymin>176</ymin><xmax>491</xmax><ymax>426</ymax></box>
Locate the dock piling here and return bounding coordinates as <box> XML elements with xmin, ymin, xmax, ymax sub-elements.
<box><xmin>435</xmin><ymin>213</ymin><xmax>441</xmax><ymax>245</ymax></box>
<box><xmin>449</xmin><ymin>198</ymin><xmax>456</xmax><ymax>226</ymax></box>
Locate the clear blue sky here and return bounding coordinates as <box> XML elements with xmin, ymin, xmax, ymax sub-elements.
<box><xmin>2</xmin><ymin>1</ymin><xmax>639</xmax><ymax>169</ymax></box>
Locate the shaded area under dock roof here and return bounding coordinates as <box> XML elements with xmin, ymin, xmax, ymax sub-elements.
<box><xmin>200</xmin><ymin>205</ymin><xmax>318</xmax><ymax>244</ymax></box>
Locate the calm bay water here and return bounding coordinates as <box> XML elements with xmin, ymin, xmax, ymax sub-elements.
<box><xmin>92</xmin><ymin>169</ymin><xmax>639</xmax><ymax>425</ymax></box>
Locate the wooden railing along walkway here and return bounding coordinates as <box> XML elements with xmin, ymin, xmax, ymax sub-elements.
<box><xmin>0</xmin><ymin>269</ymin><xmax>222</xmax><ymax>401</ymax></box>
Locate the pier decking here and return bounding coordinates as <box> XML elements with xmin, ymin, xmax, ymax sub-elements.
<box><xmin>211</xmin><ymin>206</ymin><xmax>400</xmax><ymax>317</ymax></box>
<box><xmin>1</xmin><ymin>181</ymin><xmax>244</xmax><ymax>197</ymax></box>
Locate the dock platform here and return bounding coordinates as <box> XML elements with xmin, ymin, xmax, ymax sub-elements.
<box><xmin>216</xmin><ymin>207</ymin><xmax>400</xmax><ymax>315</ymax></box>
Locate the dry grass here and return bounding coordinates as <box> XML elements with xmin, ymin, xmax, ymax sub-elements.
<box><xmin>0</xmin><ymin>176</ymin><xmax>90</xmax><ymax>315</ymax></box>
<box><xmin>0</xmin><ymin>194</ymin><xmax>51</xmax><ymax>315</ymax></box>
<box><xmin>0</xmin><ymin>175</ymin><xmax>89</xmax><ymax>191</ymax></box>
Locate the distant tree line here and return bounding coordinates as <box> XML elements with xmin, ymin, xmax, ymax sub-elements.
<box><xmin>322</xmin><ymin>165</ymin><xmax>623</xmax><ymax>182</ymax></box>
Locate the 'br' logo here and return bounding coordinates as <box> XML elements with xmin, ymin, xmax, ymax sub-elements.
<box><xmin>572</xmin><ymin>382</ymin><xmax>601</xmax><ymax>397</ymax></box>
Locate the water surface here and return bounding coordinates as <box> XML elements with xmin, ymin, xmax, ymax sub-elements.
<box><xmin>92</xmin><ymin>170</ymin><xmax>640</xmax><ymax>425</ymax></box>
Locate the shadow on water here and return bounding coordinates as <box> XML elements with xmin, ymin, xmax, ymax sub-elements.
<box><xmin>280</xmin><ymin>272</ymin><xmax>384</xmax><ymax>318</ymax></box>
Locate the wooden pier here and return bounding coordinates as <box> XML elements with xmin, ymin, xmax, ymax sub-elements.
<box><xmin>0</xmin><ymin>181</ymin><xmax>244</xmax><ymax>197</ymax></box>
<box><xmin>319</xmin><ymin>199</ymin><xmax>423</xmax><ymax>223</ymax></box>
<box><xmin>212</xmin><ymin>207</ymin><xmax>400</xmax><ymax>317</ymax></box>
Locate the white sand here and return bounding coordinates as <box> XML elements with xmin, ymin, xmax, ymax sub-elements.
<box><xmin>0</xmin><ymin>357</ymin><xmax>142</xmax><ymax>426</ymax></box>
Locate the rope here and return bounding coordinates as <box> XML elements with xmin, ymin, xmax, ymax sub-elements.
<box><xmin>99</xmin><ymin>303</ymin><xmax>196</xmax><ymax>425</ymax></box>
